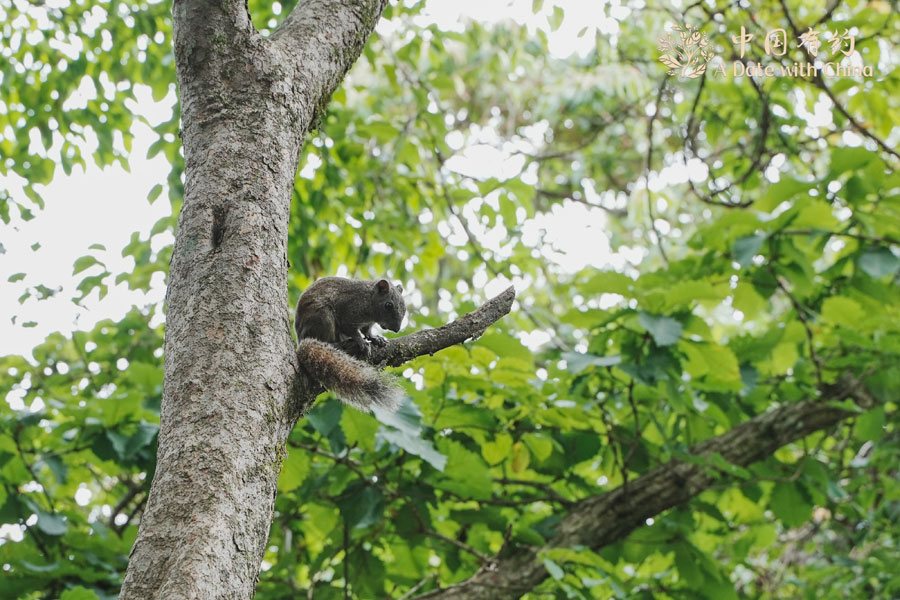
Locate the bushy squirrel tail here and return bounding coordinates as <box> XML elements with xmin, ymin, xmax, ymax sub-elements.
<box><xmin>296</xmin><ymin>339</ymin><xmax>404</xmax><ymax>412</ymax></box>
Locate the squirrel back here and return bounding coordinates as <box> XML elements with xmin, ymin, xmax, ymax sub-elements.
<box><xmin>295</xmin><ymin>277</ymin><xmax>406</xmax><ymax>412</ymax></box>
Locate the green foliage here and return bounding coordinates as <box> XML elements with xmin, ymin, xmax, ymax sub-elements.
<box><xmin>0</xmin><ymin>310</ymin><xmax>161</xmax><ymax>598</ymax></box>
<box><xmin>2</xmin><ymin>0</ymin><xmax>899</xmax><ymax>599</ymax></box>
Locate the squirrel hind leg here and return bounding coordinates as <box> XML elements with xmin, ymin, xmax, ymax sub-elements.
<box><xmin>296</xmin><ymin>312</ymin><xmax>336</xmax><ymax>343</ymax></box>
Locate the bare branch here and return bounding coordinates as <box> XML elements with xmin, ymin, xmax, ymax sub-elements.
<box><xmin>290</xmin><ymin>287</ymin><xmax>515</xmax><ymax>416</ymax></box>
<box><xmin>398</xmin><ymin>574</ymin><xmax>437</xmax><ymax>600</ymax></box>
<box><xmin>413</xmin><ymin>376</ymin><xmax>876</xmax><ymax>600</ymax></box>
<box><xmin>109</xmin><ymin>478</ymin><xmax>145</xmax><ymax>530</ymax></box>
<box><xmin>370</xmin><ymin>286</ymin><xmax>516</xmax><ymax>369</ymax></box>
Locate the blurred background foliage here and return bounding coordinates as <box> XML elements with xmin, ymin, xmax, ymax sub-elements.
<box><xmin>1</xmin><ymin>0</ymin><xmax>899</xmax><ymax>597</ymax></box>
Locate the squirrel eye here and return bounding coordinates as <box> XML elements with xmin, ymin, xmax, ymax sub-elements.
<box><xmin>385</xmin><ymin>301</ymin><xmax>394</xmax><ymax>310</ymax></box>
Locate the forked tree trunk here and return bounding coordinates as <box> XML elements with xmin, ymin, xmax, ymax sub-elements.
<box><xmin>119</xmin><ymin>1</ymin><xmax>390</xmax><ymax>597</ymax></box>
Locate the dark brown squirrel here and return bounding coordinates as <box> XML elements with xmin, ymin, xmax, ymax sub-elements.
<box><xmin>294</xmin><ymin>277</ymin><xmax>406</xmax><ymax>412</ymax></box>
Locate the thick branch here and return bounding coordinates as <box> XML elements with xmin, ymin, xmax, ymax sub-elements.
<box><xmin>172</xmin><ymin>0</ymin><xmax>254</xmax><ymax>38</ymax></box>
<box><xmin>416</xmin><ymin>377</ymin><xmax>874</xmax><ymax>600</ymax></box>
<box><xmin>272</xmin><ymin>0</ymin><xmax>389</xmax><ymax>127</ymax></box>
<box><xmin>373</xmin><ymin>286</ymin><xmax>516</xmax><ymax>368</ymax></box>
<box><xmin>291</xmin><ymin>287</ymin><xmax>516</xmax><ymax>414</ymax></box>
<box><xmin>172</xmin><ymin>0</ymin><xmax>255</xmax><ymax>78</ymax></box>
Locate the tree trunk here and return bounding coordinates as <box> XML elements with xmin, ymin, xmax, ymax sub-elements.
<box><xmin>119</xmin><ymin>1</ymin><xmax>390</xmax><ymax>597</ymax></box>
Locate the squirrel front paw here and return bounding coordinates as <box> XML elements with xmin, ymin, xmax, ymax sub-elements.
<box><xmin>368</xmin><ymin>334</ymin><xmax>388</xmax><ymax>347</ymax></box>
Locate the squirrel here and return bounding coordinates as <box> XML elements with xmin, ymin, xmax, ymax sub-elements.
<box><xmin>294</xmin><ymin>277</ymin><xmax>406</xmax><ymax>412</ymax></box>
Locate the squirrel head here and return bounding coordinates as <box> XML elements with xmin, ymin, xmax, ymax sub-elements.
<box><xmin>374</xmin><ymin>279</ymin><xmax>405</xmax><ymax>332</ymax></box>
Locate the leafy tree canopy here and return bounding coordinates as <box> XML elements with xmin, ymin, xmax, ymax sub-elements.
<box><xmin>1</xmin><ymin>0</ymin><xmax>898</xmax><ymax>598</ymax></box>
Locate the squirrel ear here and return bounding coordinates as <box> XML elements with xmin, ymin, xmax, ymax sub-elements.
<box><xmin>395</xmin><ymin>283</ymin><xmax>403</xmax><ymax>293</ymax></box>
<box><xmin>376</xmin><ymin>279</ymin><xmax>390</xmax><ymax>293</ymax></box>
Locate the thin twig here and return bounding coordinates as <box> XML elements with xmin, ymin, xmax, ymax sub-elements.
<box><xmin>407</xmin><ymin>502</ymin><xmax>492</xmax><ymax>563</ymax></box>
<box><xmin>770</xmin><ymin>266</ymin><xmax>823</xmax><ymax>386</ymax></box>
<box><xmin>13</xmin><ymin>429</ymin><xmax>55</xmax><ymax>512</ymax></box>
<box><xmin>109</xmin><ymin>478</ymin><xmax>144</xmax><ymax>529</ymax></box>
<box><xmin>398</xmin><ymin>574</ymin><xmax>437</xmax><ymax>600</ymax></box>
<box><xmin>644</xmin><ymin>77</ymin><xmax>670</xmax><ymax>265</ymax></box>
<box><xmin>779</xmin><ymin>229</ymin><xmax>900</xmax><ymax>245</ymax></box>
<box><xmin>495</xmin><ymin>477</ymin><xmax>574</xmax><ymax>507</ymax></box>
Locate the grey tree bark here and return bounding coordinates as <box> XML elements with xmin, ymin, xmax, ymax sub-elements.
<box><xmin>118</xmin><ymin>1</ymin><xmax>393</xmax><ymax>598</ymax></box>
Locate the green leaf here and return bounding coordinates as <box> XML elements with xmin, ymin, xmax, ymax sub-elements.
<box><xmin>733</xmin><ymin>234</ymin><xmax>765</xmax><ymax>267</ymax></box>
<box><xmin>821</xmin><ymin>296</ymin><xmax>865</xmax><ymax>327</ymax></box>
<box><xmin>769</xmin><ymin>481</ymin><xmax>812</xmax><ymax>527</ymax></box>
<box><xmin>511</xmin><ymin>441</ymin><xmax>530</xmax><ymax>474</ymax></box>
<box><xmin>478</xmin><ymin>332</ymin><xmax>533</xmax><ymax>363</ymax></box>
<box><xmin>674</xmin><ymin>543</ymin><xmax>703</xmax><ymax>587</ymax></box>
<box><xmin>307</xmin><ymin>400</ymin><xmax>343</xmax><ymax>437</ymax></box>
<box><xmin>758</xmin><ymin>179</ymin><xmax>813</xmax><ymax>212</ymax></box>
<box><xmin>125</xmin><ymin>423</ymin><xmax>158</xmax><ymax>458</ymax></box>
<box><xmin>128</xmin><ymin>361</ymin><xmax>164</xmax><ymax>394</ymax></box>
<box><xmin>543</xmin><ymin>557</ymin><xmax>565</xmax><ymax>580</ymax></box>
<box><xmin>549</xmin><ymin>6</ymin><xmax>564</xmax><ymax>30</ymax></box>
<box><xmin>379</xmin><ymin>427</ymin><xmax>447</xmax><ymax>472</ymax></box>
<box><xmin>437</xmin><ymin>439</ymin><xmax>492</xmax><ymax>499</ymax></box>
<box><xmin>20</xmin><ymin>560</ymin><xmax>61</xmax><ymax>573</ymax></box>
<box><xmin>562</xmin><ymin>351</ymin><xmax>621</xmax><ymax>373</ymax></box>
<box><xmin>341</xmin><ymin>408</ymin><xmax>378</xmax><ymax>452</ymax></box>
<box><xmin>72</xmin><ymin>255</ymin><xmax>102</xmax><ymax>275</ymax></box>
<box><xmin>338</xmin><ymin>484</ymin><xmax>383</xmax><ymax>529</ymax></box>
<box><xmin>42</xmin><ymin>455</ymin><xmax>68</xmax><ymax>484</ymax></box>
<box><xmin>523</xmin><ymin>433</ymin><xmax>553</xmax><ymax>461</ymax></box>
<box><xmin>638</xmin><ymin>312</ymin><xmax>683</xmax><ymax>346</ymax></box>
<box><xmin>23</xmin><ymin>185</ymin><xmax>46</xmax><ymax>209</ymax></box>
<box><xmin>106</xmin><ymin>431</ymin><xmax>130</xmax><ymax>460</ymax></box>
<box><xmin>830</xmin><ymin>146</ymin><xmax>875</xmax><ymax>175</ymax></box>
<box><xmin>705</xmin><ymin>452</ymin><xmax>751</xmax><ymax>479</ymax></box>
<box><xmin>733</xmin><ymin>281</ymin><xmax>766</xmax><ymax>318</ymax></box>
<box><xmin>147</xmin><ymin>183</ymin><xmax>164</xmax><ymax>204</ymax></box>
<box><xmin>858</xmin><ymin>247</ymin><xmax>900</xmax><ymax>278</ymax></box>
<box><xmin>583</xmin><ymin>271</ymin><xmax>634</xmax><ymax>296</ymax></box>
<box><xmin>680</xmin><ymin>341</ymin><xmax>742</xmax><ymax>389</ymax></box>
<box><xmin>660</xmin><ymin>279</ymin><xmax>727</xmax><ymax>310</ymax></box>
<box><xmin>372</xmin><ymin>400</ymin><xmax>424</xmax><ymax>435</ymax></box>
<box><xmin>36</xmin><ymin>511</ymin><xmax>68</xmax><ymax>536</ymax></box>
<box><xmin>278</xmin><ymin>446</ymin><xmax>310</xmax><ymax>493</ymax></box>
<box><xmin>481</xmin><ymin>433</ymin><xmax>512</xmax><ymax>465</ymax></box>
<box><xmin>60</xmin><ymin>587</ymin><xmax>100</xmax><ymax>600</ymax></box>
<box><xmin>789</xmin><ymin>199</ymin><xmax>838</xmax><ymax>230</ymax></box>
<box><xmin>856</xmin><ymin>406</ymin><xmax>885</xmax><ymax>442</ymax></box>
